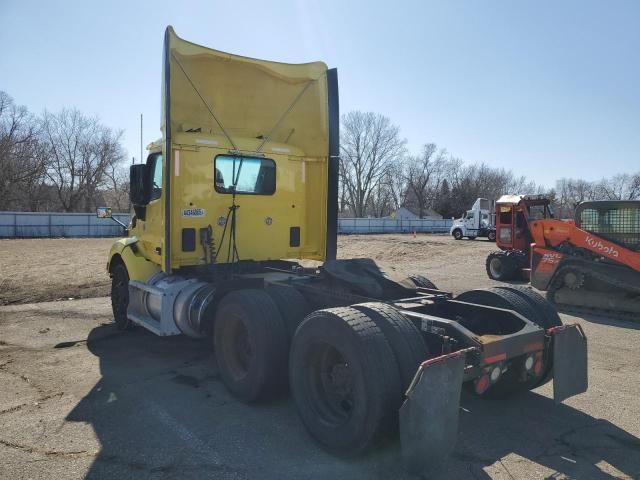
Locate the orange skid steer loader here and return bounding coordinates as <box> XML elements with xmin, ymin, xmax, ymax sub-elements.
<box><xmin>486</xmin><ymin>196</ymin><xmax>640</xmax><ymax>320</ymax></box>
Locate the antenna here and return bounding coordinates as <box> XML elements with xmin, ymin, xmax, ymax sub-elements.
<box><xmin>140</xmin><ymin>113</ymin><xmax>143</xmax><ymax>164</ymax></box>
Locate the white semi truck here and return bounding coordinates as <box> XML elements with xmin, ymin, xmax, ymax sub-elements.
<box><xmin>450</xmin><ymin>198</ymin><xmax>496</xmax><ymax>241</ymax></box>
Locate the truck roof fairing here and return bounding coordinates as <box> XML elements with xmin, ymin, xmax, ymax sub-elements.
<box><xmin>162</xmin><ymin>26</ymin><xmax>330</xmax><ymax>157</ymax></box>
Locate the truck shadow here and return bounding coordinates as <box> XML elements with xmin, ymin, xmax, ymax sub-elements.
<box><xmin>66</xmin><ymin>324</ymin><xmax>640</xmax><ymax>479</ymax></box>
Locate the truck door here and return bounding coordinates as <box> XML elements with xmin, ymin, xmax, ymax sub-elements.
<box><xmin>464</xmin><ymin>210</ymin><xmax>476</xmax><ymax>232</ymax></box>
<box><xmin>496</xmin><ymin>205</ymin><xmax>514</xmax><ymax>248</ymax></box>
<box><xmin>140</xmin><ymin>153</ymin><xmax>164</xmax><ymax>263</ymax></box>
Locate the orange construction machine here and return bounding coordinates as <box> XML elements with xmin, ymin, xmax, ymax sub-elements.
<box><xmin>486</xmin><ymin>195</ymin><xmax>640</xmax><ymax>319</ymax></box>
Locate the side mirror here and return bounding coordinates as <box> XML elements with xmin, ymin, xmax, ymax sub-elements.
<box><xmin>130</xmin><ymin>164</ymin><xmax>150</xmax><ymax>206</ymax></box>
<box><xmin>96</xmin><ymin>207</ymin><xmax>113</xmax><ymax>218</ymax></box>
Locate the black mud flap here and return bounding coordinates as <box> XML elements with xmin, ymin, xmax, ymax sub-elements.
<box><xmin>399</xmin><ymin>349</ymin><xmax>472</xmax><ymax>475</ymax></box>
<box><xmin>552</xmin><ymin>324</ymin><xmax>588</xmax><ymax>403</ymax></box>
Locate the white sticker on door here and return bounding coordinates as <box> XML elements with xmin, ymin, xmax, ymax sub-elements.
<box><xmin>182</xmin><ymin>208</ymin><xmax>206</xmax><ymax>217</ymax></box>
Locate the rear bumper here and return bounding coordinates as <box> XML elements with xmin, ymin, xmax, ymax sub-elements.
<box><xmin>399</xmin><ymin>323</ymin><xmax>588</xmax><ymax>474</ymax></box>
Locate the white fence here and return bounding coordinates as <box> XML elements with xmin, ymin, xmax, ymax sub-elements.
<box><xmin>0</xmin><ymin>212</ymin><xmax>129</xmax><ymax>238</ymax></box>
<box><xmin>0</xmin><ymin>212</ymin><xmax>452</xmax><ymax>238</ymax></box>
<box><xmin>338</xmin><ymin>217</ymin><xmax>452</xmax><ymax>234</ymax></box>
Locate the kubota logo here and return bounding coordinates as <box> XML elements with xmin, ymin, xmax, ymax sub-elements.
<box><xmin>585</xmin><ymin>236</ymin><xmax>619</xmax><ymax>257</ymax></box>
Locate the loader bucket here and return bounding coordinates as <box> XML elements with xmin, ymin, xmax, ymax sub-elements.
<box><xmin>399</xmin><ymin>349</ymin><xmax>471</xmax><ymax>475</ymax></box>
<box><xmin>551</xmin><ymin>324</ymin><xmax>588</xmax><ymax>403</ymax></box>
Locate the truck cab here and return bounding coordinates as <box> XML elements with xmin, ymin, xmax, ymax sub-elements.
<box><xmin>450</xmin><ymin>198</ymin><xmax>496</xmax><ymax>241</ymax></box>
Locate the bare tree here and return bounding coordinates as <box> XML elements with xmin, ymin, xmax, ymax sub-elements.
<box><xmin>0</xmin><ymin>92</ymin><xmax>46</xmax><ymax>210</ymax></box>
<box><xmin>40</xmin><ymin>109</ymin><xmax>125</xmax><ymax>212</ymax></box>
<box><xmin>386</xmin><ymin>161</ymin><xmax>408</xmax><ymax>212</ymax></box>
<box><xmin>103</xmin><ymin>161</ymin><xmax>130</xmax><ymax>212</ymax></box>
<box><xmin>404</xmin><ymin>144</ymin><xmax>449</xmax><ymax>218</ymax></box>
<box><xmin>340</xmin><ymin>111</ymin><xmax>406</xmax><ymax>217</ymax></box>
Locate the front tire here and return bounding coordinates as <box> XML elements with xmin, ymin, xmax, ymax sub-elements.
<box><xmin>486</xmin><ymin>251</ymin><xmax>518</xmax><ymax>281</ymax></box>
<box><xmin>111</xmin><ymin>262</ymin><xmax>132</xmax><ymax>330</ymax></box>
<box><xmin>452</xmin><ymin>229</ymin><xmax>463</xmax><ymax>240</ymax></box>
<box><xmin>487</xmin><ymin>230</ymin><xmax>496</xmax><ymax>242</ymax></box>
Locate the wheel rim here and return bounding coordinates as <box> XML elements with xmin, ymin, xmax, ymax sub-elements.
<box><xmin>307</xmin><ymin>343</ymin><xmax>354</xmax><ymax>426</ymax></box>
<box><xmin>564</xmin><ymin>270</ymin><xmax>584</xmax><ymax>290</ymax></box>
<box><xmin>221</xmin><ymin>315</ymin><xmax>253</xmax><ymax>381</ymax></box>
<box><xmin>490</xmin><ymin>258</ymin><xmax>503</xmax><ymax>278</ymax></box>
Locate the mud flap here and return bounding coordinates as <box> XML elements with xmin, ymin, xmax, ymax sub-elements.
<box><xmin>399</xmin><ymin>349</ymin><xmax>472</xmax><ymax>475</ymax></box>
<box><xmin>552</xmin><ymin>324</ymin><xmax>588</xmax><ymax>403</ymax></box>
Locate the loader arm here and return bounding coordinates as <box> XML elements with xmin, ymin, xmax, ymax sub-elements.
<box><xmin>530</xmin><ymin>219</ymin><xmax>640</xmax><ymax>272</ymax></box>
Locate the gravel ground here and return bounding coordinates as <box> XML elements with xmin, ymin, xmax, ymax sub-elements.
<box><xmin>0</xmin><ymin>235</ymin><xmax>497</xmax><ymax>305</ymax></box>
<box><xmin>0</xmin><ymin>235</ymin><xmax>639</xmax><ymax>479</ymax></box>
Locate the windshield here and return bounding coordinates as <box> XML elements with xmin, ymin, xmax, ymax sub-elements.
<box><xmin>528</xmin><ymin>203</ymin><xmax>553</xmax><ymax>220</ymax></box>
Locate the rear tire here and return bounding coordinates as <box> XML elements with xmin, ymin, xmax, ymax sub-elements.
<box><xmin>214</xmin><ymin>289</ymin><xmax>288</xmax><ymax>402</ymax></box>
<box><xmin>352</xmin><ymin>303</ymin><xmax>428</xmax><ymax>396</ymax></box>
<box><xmin>266</xmin><ymin>285</ymin><xmax>311</xmax><ymax>339</ymax></box>
<box><xmin>486</xmin><ymin>251</ymin><xmax>518</xmax><ymax>281</ymax></box>
<box><xmin>456</xmin><ymin>288</ymin><xmax>538</xmax><ymax>326</ymax></box>
<box><xmin>111</xmin><ymin>262</ymin><xmax>132</xmax><ymax>330</ymax></box>
<box><xmin>407</xmin><ymin>274</ymin><xmax>438</xmax><ymax>290</ymax></box>
<box><xmin>289</xmin><ymin>307</ymin><xmax>401</xmax><ymax>455</ymax></box>
<box><xmin>456</xmin><ymin>287</ymin><xmax>549</xmax><ymax>397</ymax></box>
<box><xmin>495</xmin><ymin>285</ymin><xmax>562</xmax><ymax>329</ymax></box>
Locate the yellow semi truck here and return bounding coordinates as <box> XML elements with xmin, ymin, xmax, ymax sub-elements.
<box><xmin>99</xmin><ymin>27</ymin><xmax>587</xmax><ymax>473</ymax></box>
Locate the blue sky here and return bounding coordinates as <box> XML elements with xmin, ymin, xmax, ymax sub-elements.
<box><xmin>1</xmin><ymin>0</ymin><xmax>638</xmax><ymax>187</ymax></box>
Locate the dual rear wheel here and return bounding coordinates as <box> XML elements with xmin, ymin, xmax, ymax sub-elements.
<box><xmin>213</xmin><ymin>283</ymin><xmax>432</xmax><ymax>454</ymax></box>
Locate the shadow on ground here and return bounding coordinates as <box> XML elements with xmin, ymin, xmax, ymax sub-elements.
<box><xmin>66</xmin><ymin>325</ymin><xmax>640</xmax><ymax>479</ymax></box>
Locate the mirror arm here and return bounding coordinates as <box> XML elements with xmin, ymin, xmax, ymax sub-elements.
<box><xmin>110</xmin><ymin>216</ymin><xmax>128</xmax><ymax>229</ymax></box>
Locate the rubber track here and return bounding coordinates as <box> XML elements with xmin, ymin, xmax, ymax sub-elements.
<box><xmin>548</xmin><ymin>264</ymin><xmax>640</xmax><ymax>322</ymax></box>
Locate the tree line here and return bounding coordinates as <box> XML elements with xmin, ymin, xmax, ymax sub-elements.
<box><xmin>0</xmin><ymin>91</ymin><xmax>129</xmax><ymax>212</ymax></box>
<box><xmin>2</xmin><ymin>95</ymin><xmax>638</xmax><ymax>217</ymax></box>
<box><xmin>340</xmin><ymin>111</ymin><xmax>640</xmax><ymax>219</ymax></box>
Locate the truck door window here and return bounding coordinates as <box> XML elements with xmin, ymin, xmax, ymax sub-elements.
<box><xmin>149</xmin><ymin>154</ymin><xmax>163</xmax><ymax>201</ymax></box>
<box><xmin>214</xmin><ymin>155</ymin><xmax>276</xmax><ymax>195</ymax></box>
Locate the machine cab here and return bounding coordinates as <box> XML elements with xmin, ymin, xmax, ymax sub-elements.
<box><xmin>495</xmin><ymin>195</ymin><xmax>553</xmax><ymax>252</ymax></box>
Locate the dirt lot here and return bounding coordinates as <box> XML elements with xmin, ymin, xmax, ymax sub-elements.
<box><xmin>0</xmin><ymin>235</ymin><xmax>496</xmax><ymax>305</ymax></box>
<box><xmin>1</xmin><ymin>235</ymin><xmax>639</xmax><ymax>479</ymax></box>
<box><xmin>0</xmin><ymin>238</ymin><xmax>114</xmax><ymax>305</ymax></box>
